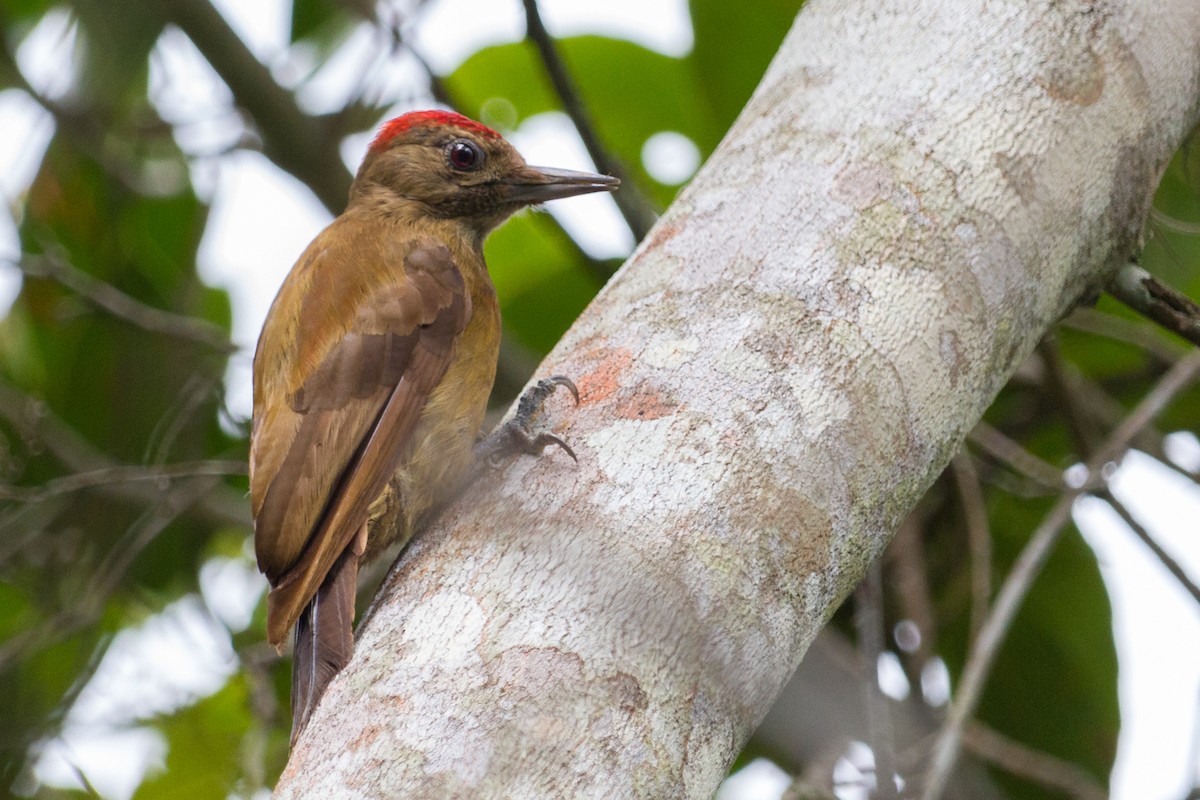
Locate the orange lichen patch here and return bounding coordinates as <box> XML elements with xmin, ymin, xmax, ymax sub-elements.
<box><xmin>614</xmin><ymin>390</ymin><xmax>677</xmax><ymax>421</ymax></box>
<box><xmin>574</xmin><ymin>347</ymin><xmax>633</xmax><ymax>406</ymax></box>
<box><xmin>352</xmin><ymin>722</ymin><xmax>387</xmax><ymax>748</ymax></box>
<box><xmin>644</xmin><ymin>220</ymin><xmax>682</xmax><ymax>253</ymax></box>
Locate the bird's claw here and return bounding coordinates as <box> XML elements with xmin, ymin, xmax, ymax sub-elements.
<box><xmin>477</xmin><ymin>376</ymin><xmax>579</xmax><ymax>467</ymax></box>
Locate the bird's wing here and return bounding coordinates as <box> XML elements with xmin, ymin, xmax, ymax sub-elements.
<box><xmin>250</xmin><ymin>233</ymin><xmax>469</xmax><ymax>648</ymax></box>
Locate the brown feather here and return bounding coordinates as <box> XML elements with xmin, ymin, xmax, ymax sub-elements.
<box><xmin>251</xmin><ymin>230</ymin><xmax>468</xmax><ymax>646</ymax></box>
<box><xmin>290</xmin><ymin>534</ymin><xmax>359</xmax><ymax>744</ymax></box>
<box><xmin>264</xmin><ymin>273</ymin><xmax>467</xmax><ymax>645</ymax></box>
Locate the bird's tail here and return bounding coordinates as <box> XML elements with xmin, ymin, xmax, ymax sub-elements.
<box><xmin>290</xmin><ymin>543</ymin><xmax>360</xmax><ymax>745</ymax></box>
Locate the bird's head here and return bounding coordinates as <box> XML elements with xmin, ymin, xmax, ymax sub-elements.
<box><xmin>352</xmin><ymin>110</ymin><xmax>619</xmax><ymax>235</ymax></box>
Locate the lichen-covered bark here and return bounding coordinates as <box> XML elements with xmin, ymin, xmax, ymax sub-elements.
<box><xmin>275</xmin><ymin>0</ymin><xmax>1200</xmax><ymax>796</ymax></box>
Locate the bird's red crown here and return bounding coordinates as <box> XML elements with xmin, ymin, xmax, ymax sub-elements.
<box><xmin>369</xmin><ymin>111</ymin><xmax>501</xmax><ymax>153</ymax></box>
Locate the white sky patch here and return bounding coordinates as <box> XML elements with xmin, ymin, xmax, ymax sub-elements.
<box><xmin>716</xmin><ymin>757</ymin><xmax>793</xmax><ymax>800</ymax></box>
<box><xmin>1076</xmin><ymin>452</ymin><xmax>1200</xmax><ymax>800</ymax></box>
<box><xmin>833</xmin><ymin>740</ymin><xmax>875</xmax><ymax>800</ymax></box>
<box><xmin>920</xmin><ymin>656</ymin><xmax>951</xmax><ymax>707</ymax></box>
<box><xmin>877</xmin><ymin>651</ymin><xmax>910</xmax><ymax>701</ymax></box>
<box><xmin>0</xmin><ymin>89</ymin><xmax>56</xmax><ymax>314</ymax></box>
<box><xmin>642</xmin><ymin>130</ymin><xmax>701</xmax><ymax>185</ymax></box>
<box><xmin>341</xmin><ymin>128</ymin><xmax>375</xmax><ymax>175</ymax></box>
<box><xmin>1163</xmin><ymin>430</ymin><xmax>1200</xmax><ymax>473</ymax></box>
<box><xmin>32</xmin><ymin>727</ymin><xmax>166</xmax><ymax>800</ymax></box>
<box><xmin>196</xmin><ymin>150</ymin><xmax>331</xmax><ymax>420</ymax></box>
<box><xmin>508</xmin><ymin>112</ymin><xmax>635</xmax><ymax>259</ymax></box>
<box><xmin>414</xmin><ymin>0</ymin><xmax>692</xmax><ymax>74</ymax></box>
<box><xmin>149</xmin><ymin>27</ymin><xmax>242</xmax><ymax>163</ymax></box>
<box><xmin>14</xmin><ymin>8</ymin><xmax>77</xmax><ymax>100</ymax></box>
<box><xmin>200</xmin><ymin>555</ymin><xmax>267</xmax><ymax>633</ymax></box>
<box><xmin>33</xmin><ymin>596</ymin><xmax>237</xmax><ymax>799</ymax></box>
<box><xmin>209</xmin><ymin>0</ymin><xmax>289</xmax><ymax>62</ymax></box>
<box><xmin>293</xmin><ymin>23</ymin><xmax>428</xmax><ymax>115</ymax></box>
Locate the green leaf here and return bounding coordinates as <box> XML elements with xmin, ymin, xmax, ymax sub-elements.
<box><xmin>134</xmin><ymin>677</ymin><xmax>253</xmax><ymax>800</ymax></box>
<box><xmin>689</xmin><ymin>0</ymin><xmax>805</xmax><ymax>129</ymax></box>
<box><xmin>71</xmin><ymin>0</ymin><xmax>167</xmax><ymax>106</ymax></box>
<box><xmin>290</xmin><ymin>0</ymin><xmax>340</xmax><ymax>42</ymax></box>
<box><xmin>288</xmin><ymin>0</ymin><xmax>356</xmax><ymax>58</ymax></box>
<box><xmin>0</xmin><ymin>0</ymin><xmax>60</xmax><ymax>25</ymax></box>
<box><xmin>486</xmin><ymin>213</ymin><xmax>605</xmax><ymax>355</ymax></box>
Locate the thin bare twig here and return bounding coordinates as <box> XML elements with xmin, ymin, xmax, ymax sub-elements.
<box><xmin>921</xmin><ymin>349</ymin><xmax>1200</xmax><ymax>800</ymax></box>
<box><xmin>0</xmin><ymin>378</ymin><xmax>249</xmax><ymax>531</ymax></box>
<box><xmin>1108</xmin><ymin>263</ymin><xmax>1200</xmax><ymax>348</ymax></box>
<box><xmin>887</xmin><ymin>506</ymin><xmax>938</xmax><ymax>687</ymax></box>
<box><xmin>1068</xmin><ymin>369</ymin><xmax>1199</xmax><ymax>484</ymax></box>
<box><xmin>12</xmin><ymin>252</ymin><xmax>234</xmax><ymax>352</ymax></box>
<box><xmin>1150</xmin><ymin>206</ymin><xmax>1200</xmax><ymax>236</ymax></box>
<box><xmin>950</xmin><ymin>454</ymin><xmax>991</xmax><ymax>642</ymax></box>
<box><xmin>1102</xmin><ymin>490</ymin><xmax>1200</xmax><ymax>606</ymax></box>
<box><xmin>0</xmin><ymin>477</ymin><xmax>220</xmax><ymax>674</ymax></box>
<box><xmin>1018</xmin><ymin>343</ymin><xmax>1200</xmax><ymax>616</ymax></box>
<box><xmin>1038</xmin><ymin>338</ymin><xmax>1101</xmax><ymax>456</ymax></box>
<box><xmin>520</xmin><ymin>0</ymin><xmax>658</xmax><ymax>241</ymax></box>
<box><xmin>963</xmin><ymin>722</ymin><xmax>1107</xmax><ymax>800</ymax></box>
<box><xmin>0</xmin><ymin>460</ymin><xmax>246</xmax><ymax>503</ymax></box>
<box><xmin>1063</xmin><ymin>307</ymin><xmax>1188</xmax><ymax>364</ymax></box>
<box><xmin>854</xmin><ymin>562</ymin><xmax>900</xmax><ymax>799</ymax></box>
<box><xmin>968</xmin><ymin>422</ymin><xmax>1064</xmax><ymax>490</ymax></box>
<box><xmin>1041</xmin><ymin>342</ymin><xmax>1200</xmax><ymax>608</ymax></box>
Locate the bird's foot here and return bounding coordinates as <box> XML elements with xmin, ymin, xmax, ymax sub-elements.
<box><xmin>476</xmin><ymin>376</ymin><xmax>579</xmax><ymax>466</ymax></box>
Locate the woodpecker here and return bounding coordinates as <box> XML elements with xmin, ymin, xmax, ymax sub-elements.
<box><xmin>250</xmin><ymin>110</ymin><xmax>618</xmax><ymax>743</ymax></box>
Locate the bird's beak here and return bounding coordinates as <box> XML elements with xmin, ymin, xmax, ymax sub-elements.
<box><xmin>501</xmin><ymin>166</ymin><xmax>620</xmax><ymax>205</ymax></box>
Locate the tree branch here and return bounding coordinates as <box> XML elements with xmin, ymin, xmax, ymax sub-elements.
<box><xmin>886</xmin><ymin>507</ymin><xmax>938</xmax><ymax>686</ymax></box>
<box><xmin>158</xmin><ymin>0</ymin><xmax>352</xmax><ymax>212</ymax></box>
<box><xmin>1109</xmin><ymin>263</ymin><xmax>1200</xmax><ymax>348</ymax></box>
<box><xmin>1063</xmin><ymin>306</ymin><xmax>1189</xmax><ymax>364</ymax></box>
<box><xmin>0</xmin><ymin>475</ymin><xmax>221</xmax><ymax>674</ymax></box>
<box><xmin>0</xmin><ymin>378</ymin><xmax>249</xmax><ymax>532</ymax></box>
<box><xmin>520</xmin><ymin>0</ymin><xmax>658</xmax><ymax>241</ymax></box>
<box><xmin>922</xmin><ymin>349</ymin><xmax>1200</xmax><ymax>800</ymax></box>
<box><xmin>968</xmin><ymin>422</ymin><xmax>1065</xmax><ymax>490</ymax></box>
<box><xmin>11</xmin><ymin>251</ymin><xmax>234</xmax><ymax>352</ymax></box>
<box><xmin>0</xmin><ymin>459</ymin><xmax>246</xmax><ymax>503</ymax></box>
<box><xmin>853</xmin><ymin>563</ymin><xmax>900</xmax><ymax>798</ymax></box>
<box><xmin>962</xmin><ymin>722</ymin><xmax>1108</xmax><ymax>800</ymax></box>
<box><xmin>274</xmin><ymin>1</ymin><xmax>1200</xmax><ymax>794</ymax></box>
<box><xmin>1102</xmin><ymin>490</ymin><xmax>1200</xmax><ymax>607</ymax></box>
<box><xmin>950</xmin><ymin>454</ymin><xmax>992</xmax><ymax>642</ymax></box>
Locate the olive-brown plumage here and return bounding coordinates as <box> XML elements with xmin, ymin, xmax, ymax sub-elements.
<box><xmin>250</xmin><ymin>111</ymin><xmax>617</xmax><ymax>742</ymax></box>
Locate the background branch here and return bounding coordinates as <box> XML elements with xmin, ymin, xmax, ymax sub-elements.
<box><xmin>922</xmin><ymin>350</ymin><xmax>1200</xmax><ymax>800</ymax></box>
<box><xmin>1102</xmin><ymin>490</ymin><xmax>1200</xmax><ymax>607</ymax></box>
<box><xmin>159</xmin><ymin>0</ymin><xmax>352</xmax><ymax>212</ymax></box>
<box><xmin>853</xmin><ymin>563</ymin><xmax>900</xmax><ymax>799</ymax></box>
<box><xmin>1108</xmin><ymin>263</ymin><xmax>1200</xmax><ymax>348</ymax></box>
<box><xmin>950</xmin><ymin>454</ymin><xmax>992</xmax><ymax>642</ymax></box>
<box><xmin>12</xmin><ymin>251</ymin><xmax>234</xmax><ymax>352</ymax></box>
<box><xmin>963</xmin><ymin>722</ymin><xmax>1108</xmax><ymax>800</ymax></box>
<box><xmin>520</xmin><ymin>0</ymin><xmax>658</xmax><ymax>241</ymax></box>
<box><xmin>0</xmin><ymin>378</ymin><xmax>249</xmax><ymax>531</ymax></box>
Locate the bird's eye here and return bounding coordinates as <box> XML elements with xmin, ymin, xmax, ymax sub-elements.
<box><xmin>446</xmin><ymin>139</ymin><xmax>484</xmax><ymax>171</ymax></box>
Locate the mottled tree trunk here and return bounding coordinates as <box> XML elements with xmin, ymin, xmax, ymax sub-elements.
<box><xmin>274</xmin><ymin>0</ymin><xmax>1200</xmax><ymax>796</ymax></box>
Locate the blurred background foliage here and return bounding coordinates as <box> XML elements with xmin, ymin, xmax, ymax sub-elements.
<box><xmin>0</xmin><ymin>1</ymin><xmax>1197</xmax><ymax>798</ymax></box>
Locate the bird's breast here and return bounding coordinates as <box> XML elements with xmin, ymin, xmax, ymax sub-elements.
<box><xmin>364</xmin><ymin>277</ymin><xmax>501</xmax><ymax>556</ymax></box>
